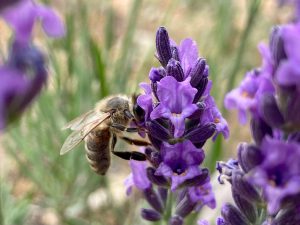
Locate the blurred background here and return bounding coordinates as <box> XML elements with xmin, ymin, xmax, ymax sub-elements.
<box><xmin>0</xmin><ymin>0</ymin><xmax>294</xmax><ymax>224</ymax></box>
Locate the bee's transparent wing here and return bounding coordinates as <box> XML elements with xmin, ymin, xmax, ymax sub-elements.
<box><xmin>62</xmin><ymin>110</ymin><xmax>97</xmax><ymax>131</ymax></box>
<box><xmin>60</xmin><ymin>112</ymin><xmax>111</xmax><ymax>155</ymax></box>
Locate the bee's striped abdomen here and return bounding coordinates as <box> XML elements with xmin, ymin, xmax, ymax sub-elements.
<box><xmin>85</xmin><ymin>129</ymin><xmax>111</xmax><ymax>175</ymax></box>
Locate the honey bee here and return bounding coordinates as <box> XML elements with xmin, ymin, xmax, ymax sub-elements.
<box><xmin>60</xmin><ymin>95</ymin><xmax>149</xmax><ymax>175</ymax></box>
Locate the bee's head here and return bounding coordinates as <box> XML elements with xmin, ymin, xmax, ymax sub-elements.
<box><xmin>105</xmin><ymin>96</ymin><xmax>133</xmax><ymax>124</ymax></box>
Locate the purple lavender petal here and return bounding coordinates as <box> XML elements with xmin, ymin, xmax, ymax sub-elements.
<box><xmin>129</xmin><ymin>160</ymin><xmax>151</xmax><ymax>191</ymax></box>
<box><xmin>36</xmin><ymin>5</ymin><xmax>65</xmax><ymax>38</ymax></box>
<box><xmin>178</xmin><ymin>38</ymin><xmax>199</xmax><ymax>76</ymax></box>
<box><xmin>155</xmin><ymin>141</ymin><xmax>205</xmax><ymax>191</ymax></box>
<box><xmin>2</xmin><ymin>0</ymin><xmax>65</xmax><ymax>43</ymax></box>
<box><xmin>150</xmin><ymin>76</ymin><xmax>198</xmax><ymax>138</ymax></box>
<box><xmin>250</xmin><ymin>137</ymin><xmax>300</xmax><ymax>214</ymax></box>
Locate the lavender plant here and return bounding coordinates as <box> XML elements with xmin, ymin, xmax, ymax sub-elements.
<box><xmin>125</xmin><ymin>27</ymin><xmax>229</xmax><ymax>225</ymax></box>
<box><xmin>216</xmin><ymin>18</ymin><xmax>300</xmax><ymax>225</ymax></box>
<box><xmin>0</xmin><ymin>0</ymin><xmax>65</xmax><ymax>131</ymax></box>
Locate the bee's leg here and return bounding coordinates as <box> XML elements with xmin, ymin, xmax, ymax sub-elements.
<box><xmin>112</xmin><ymin>133</ymin><xmax>117</xmax><ymax>149</ymax></box>
<box><xmin>112</xmin><ymin>150</ymin><xmax>146</xmax><ymax>161</ymax></box>
<box><xmin>120</xmin><ymin>136</ymin><xmax>151</xmax><ymax>146</ymax></box>
<box><xmin>111</xmin><ymin>123</ymin><xmax>139</xmax><ymax>132</ymax></box>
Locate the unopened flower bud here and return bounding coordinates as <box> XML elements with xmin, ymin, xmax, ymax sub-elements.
<box><xmin>232</xmin><ymin>170</ymin><xmax>261</xmax><ymax>203</ymax></box>
<box><xmin>250</xmin><ymin>117</ymin><xmax>273</xmax><ymax>145</ymax></box>
<box><xmin>175</xmin><ymin>196</ymin><xmax>197</xmax><ymax>218</ymax></box>
<box><xmin>221</xmin><ymin>203</ymin><xmax>249</xmax><ymax>225</ymax></box>
<box><xmin>149</xmin><ymin>67</ymin><xmax>166</xmax><ymax>82</ymax></box>
<box><xmin>237</xmin><ymin>143</ymin><xmax>263</xmax><ymax>173</ymax></box>
<box><xmin>156</xmin><ymin>26</ymin><xmax>172</xmax><ymax>67</ymax></box>
<box><xmin>181</xmin><ymin>168</ymin><xmax>209</xmax><ymax>187</ymax></box>
<box><xmin>146</xmin><ymin>167</ymin><xmax>169</xmax><ymax>186</ymax></box>
<box><xmin>141</xmin><ymin>208</ymin><xmax>161</xmax><ymax>221</ymax></box>
<box><xmin>185</xmin><ymin>122</ymin><xmax>216</xmax><ymax>144</ymax></box>
<box><xmin>232</xmin><ymin>188</ymin><xmax>257</xmax><ymax>223</ymax></box>
<box><xmin>259</xmin><ymin>94</ymin><xmax>284</xmax><ymax>128</ymax></box>
<box><xmin>146</xmin><ymin>120</ymin><xmax>170</xmax><ymax>142</ymax></box>
<box><xmin>143</xmin><ymin>187</ymin><xmax>164</xmax><ymax>213</ymax></box>
<box><xmin>190</xmin><ymin>58</ymin><xmax>206</xmax><ymax>87</ymax></box>
<box><xmin>269</xmin><ymin>26</ymin><xmax>286</xmax><ymax>68</ymax></box>
<box><xmin>171</xmin><ymin>46</ymin><xmax>180</xmax><ymax>61</ymax></box>
<box><xmin>193</xmin><ymin>77</ymin><xmax>208</xmax><ymax>103</ymax></box>
<box><xmin>272</xmin><ymin>207</ymin><xmax>300</xmax><ymax>225</ymax></box>
<box><xmin>166</xmin><ymin>59</ymin><xmax>185</xmax><ymax>81</ymax></box>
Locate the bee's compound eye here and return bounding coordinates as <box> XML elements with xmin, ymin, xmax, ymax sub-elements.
<box><xmin>124</xmin><ymin>109</ymin><xmax>134</xmax><ymax>119</ymax></box>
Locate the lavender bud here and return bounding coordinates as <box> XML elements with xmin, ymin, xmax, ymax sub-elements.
<box><xmin>146</xmin><ymin>120</ymin><xmax>170</xmax><ymax>142</ymax></box>
<box><xmin>221</xmin><ymin>203</ymin><xmax>249</xmax><ymax>225</ymax></box>
<box><xmin>169</xmin><ymin>215</ymin><xmax>183</xmax><ymax>225</ymax></box>
<box><xmin>175</xmin><ymin>196</ymin><xmax>197</xmax><ymax>218</ymax></box>
<box><xmin>158</xmin><ymin>187</ymin><xmax>168</xmax><ymax>207</ymax></box>
<box><xmin>171</xmin><ymin>46</ymin><xmax>180</xmax><ymax>61</ymax></box>
<box><xmin>146</xmin><ymin>167</ymin><xmax>169</xmax><ymax>186</ymax></box>
<box><xmin>259</xmin><ymin>94</ymin><xmax>284</xmax><ymax>128</ymax></box>
<box><xmin>273</xmin><ymin>207</ymin><xmax>300</xmax><ymax>225</ymax></box>
<box><xmin>141</xmin><ymin>208</ymin><xmax>161</xmax><ymax>221</ymax></box>
<box><xmin>148</xmin><ymin>134</ymin><xmax>162</xmax><ymax>151</ymax></box>
<box><xmin>156</xmin><ymin>26</ymin><xmax>172</xmax><ymax>67</ymax></box>
<box><xmin>190</xmin><ymin>58</ymin><xmax>206</xmax><ymax>87</ymax></box>
<box><xmin>176</xmin><ymin>188</ymin><xmax>188</xmax><ymax>205</ymax></box>
<box><xmin>193</xmin><ymin>77</ymin><xmax>208</xmax><ymax>103</ymax></box>
<box><xmin>237</xmin><ymin>143</ymin><xmax>263</xmax><ymax>173</ymax></box>
<box><xmin>149</xmin><ymin>67</ymin><xmax>166</xmax><ymax>82</ymax></box>
<box><xmin>203</xmin><ymin>65</ymin><xmax>209</xmax><ymax>77</ymax></box>
<box><xmin>143</xmin><ymin>187</ymin><xmax>164</xmax><ymax>213</ymax></box>
<box><xmin>184</xmin><ymin>122</ymin><xmax>216</xmax><ymax>144</ymax></box>
<box><xmin>232</xmin><ymin>170</ymin><xmax>261</xmax><ymax>203</ymax></box>
<box><xmin>232</xmin><ymin>189</ymin><xmax>257</xmax><ymax>223</ymax></box>
<box><xmin>269</xmin><ymin>26</ymin><xmax>286</xmax><ymax>68</ymax></box>
<box><xmin>181</xmin><ymin>168</ymin><xmax>209</xmax><ymax>187</ymax></box>
<box><xmin>166</xmin><ymin>59</ymin><xmax>185</xmax><ymax>81</ymax></box>
<box><xmin>250</xmin><ymin>117</ymin><xmax>273</xmax><ymax>145</ymax></box>
<box><xmin>188</xmin><ymin>101</ymin><xmax>206</xmax><ymax>121</ymax></box>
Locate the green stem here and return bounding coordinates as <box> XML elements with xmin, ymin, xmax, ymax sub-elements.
<box><xmin>163</xmin><ymin>191</ymin><xmax>173</xmax><ymax>225</ymax></box>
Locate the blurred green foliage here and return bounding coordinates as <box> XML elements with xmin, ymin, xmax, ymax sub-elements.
<box><xmin>0</xmin><ymin>0</ymin><xmax>292</xmax><ymax>224</ymax></box>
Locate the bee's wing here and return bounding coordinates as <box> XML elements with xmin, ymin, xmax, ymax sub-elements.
<box><xmin>62</xmin><ymin>110</ymin><xmax>97</xmax><ymax>131</ymax></box>
<box><xmin>60</xmin><ymin>112</ymin><xmax>111</xmax><ymax>155</ymax></box>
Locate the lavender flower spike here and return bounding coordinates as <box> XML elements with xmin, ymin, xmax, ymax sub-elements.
<box><xmin>0</xmin><ymin>0</ymin><xmax>65</xmax><ymax>131</ymax></box>
<box><xmin>127</xmin><ymin>26</ymin><xmax>227</xmax><ymax>224</ymax></box>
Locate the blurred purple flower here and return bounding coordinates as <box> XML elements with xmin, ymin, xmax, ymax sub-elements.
<box><xmin>155</xmin><ymin>140</ymin><xmax>205</xmax><ymax>191</ymax></box>
<box><xmin>250</xmin><ymin>137</ymin><xmax>300</xmax><ymax>214</ymax></box>
<box><xmin>1</xmin><ymin>0</ymin><xmax>65</xmax><ymax>44</ymax></box>
<box><xmin>275</xmin><ymin>23</ymin><xmax>300</xmax><ymax>87</ymax></box>
<box><xmin>224</xmin><ymin>68</ymin><xmax>274</xmax><ymax>124</ymax></box>
<box><xmin>0</xmin><ymin>0</ymin><xmax>65</xmax><ymax>131</ymax></box>
<box><xmin>150</xmin><ymin>76</ymin><xmax>198</xmax><ymax>138</ymax></box>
